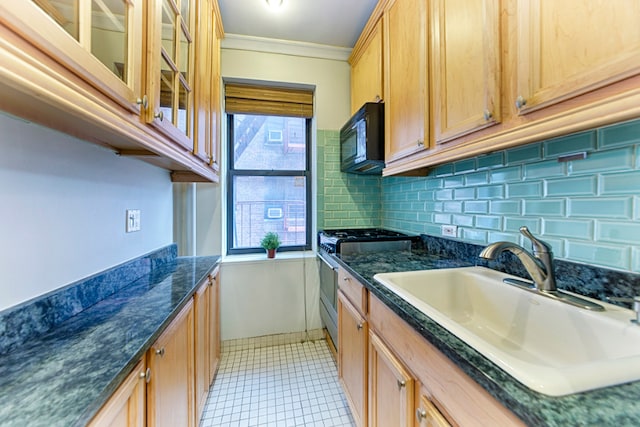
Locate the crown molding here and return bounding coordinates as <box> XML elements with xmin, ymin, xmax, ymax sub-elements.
<box><xmin>221</xmin><ymin>33</ymin><xmax>352</xmax><ymax>61</ymax></box>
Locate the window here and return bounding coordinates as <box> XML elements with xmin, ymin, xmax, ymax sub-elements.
<box><xmin>225</xmin><ymin>83</ymin><xmax>313</xmax><ymax>254</ymax></box>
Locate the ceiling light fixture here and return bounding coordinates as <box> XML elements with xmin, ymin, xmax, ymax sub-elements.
<box><xmin>265</xmin><ymin>0</ymin><xmax>283</xmax><ymax>9</ymax></box>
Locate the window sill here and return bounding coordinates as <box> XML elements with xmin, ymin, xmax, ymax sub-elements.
<box><xmin>221</xmin><ymin>250</ymin><xmax>317</xmax><ymax>264</ymax></box>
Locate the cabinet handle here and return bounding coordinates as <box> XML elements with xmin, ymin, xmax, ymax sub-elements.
<box><xmin>483</xmin><ymin>109</ymin><xmax>493</xmax><ymax>121</ymax></box>
<box><xmin>155</xmin><ymin>347</ymin><xmax>165</xmax><ymax>357</ymax></box>
<box><xmin>416</xmin><ymin>408</ymin><xmax>427</xmax><ymax>422</ymax></box>
<box><xmin>356</xmin><ymin>323</ymin><xmax>364</xmax><ymax>331</ymax></box>
<box><xmin>139</xmin><ymin>368</ymin><xmax>151</xmax><ymax>383</ymax></box>
<box><xmin>343</xmin><ymin>276</ymin><xmax>350</xmax><ymax>282</ymax></box>
<box><xmin>515</xmin><ymin>96</ymin><xmax>527</xmax><ymax>110</ymax></box>
<box><xmin>154</xmin><ymin>111</ymin><xmax>164</xmax><ymax>121</ymax></box>
<box><xmin>136</xmin><ymin>95</ymin><xmax>148</xmax><ymax>109</ymax></box>
<box><xmin>397</xmin><ymin>379</ymin><xmax>406</xmax><ymax>389</ymax></box>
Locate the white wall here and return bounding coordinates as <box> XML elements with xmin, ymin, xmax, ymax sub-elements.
<box><xmin>194</xmin><ymin>44</ymin><xmax>350</xmax><ymax>339</ymax></box>
<box><xmin>0</xmin><ymin>113</ymin><xmax>174</xmax><ymax>311</ymax></box>
<box><xmin>220</xmin><ymin>255</ymin><xmax>321</xmax><ymax>340</ymax></box>
<box><xmin>220</xmin><ymin>47</ymin><xmax>351</xmax><ymax>130</ymax></box>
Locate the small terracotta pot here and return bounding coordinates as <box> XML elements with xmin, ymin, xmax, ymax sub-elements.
<box><xmin>266</xmin><ymin>248</ymin><xmax>277</xmax><ymax>259</ymax></box>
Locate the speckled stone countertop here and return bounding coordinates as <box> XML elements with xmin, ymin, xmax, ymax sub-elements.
<box><xmin>335</xmin><ymin>249</ymin><xmax>640</xmax><ymax>427</ymax></box>
<box><xmin>0</xmin><ymin>255</ymin><xmax>220</xmax><ymax>427</ymax></box>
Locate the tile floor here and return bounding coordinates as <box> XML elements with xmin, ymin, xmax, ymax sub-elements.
<box><xmin>199</xmin><ymin>338</ymin><xmax>356</xmax><ymax>427</ymax></box>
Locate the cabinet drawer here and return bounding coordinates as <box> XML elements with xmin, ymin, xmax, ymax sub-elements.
<box><xmin>338</xmin><ymin>268</ymin><xmax>368</xmax><ymax>316</ymax></box>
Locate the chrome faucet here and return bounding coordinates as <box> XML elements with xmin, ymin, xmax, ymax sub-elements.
<box><xmin>479</xmin><ymin>226</ymin><xmax>604</xmax><ymax>311</ymax></box>
<box><xmin>479</xmin><ymin>226</ymin><xmax>557</xmax><ymax>292</ymax></box>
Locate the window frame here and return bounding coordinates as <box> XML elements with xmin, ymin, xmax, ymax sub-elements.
<box><xmin>226</xmin><ymin>113</ymin><xmax>312</xmax><ymax>255</ymax></box>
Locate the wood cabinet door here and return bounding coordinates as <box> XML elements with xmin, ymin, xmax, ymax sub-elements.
<box><xmin>0</xmin><ymin>1</ymin><xmax>143</xmax><ymax>114</ymax></box>
<box><xmin>145</xmin><ymin>0</ymin><xmax>197</xmax><ymax>152</ymax></box>
<box><xmin>515</xmin><ymin>0</ymin><xmax>640</xmax><ymax>114</ymax></box>
<box><xmin>147</xmin><ymin>300</ymin><xmax>195</xmax><ymax>427</ymax></box>
<box><xmin>350</xmin><ymin>19</ymin><xmax>384</xmax><ymax>115</ymax></box>
<box><xmin>430</xmin><ymin>0</ymin><xmax>501</xmax><ymax>144</ymax></box>
<box><xmin>384</xmin><ymin>0</ymin><xmax>429</xmax><ymax>162</ymax></box>
<box><xmin>368</xmin><ymin>331</ymin><xmax>414</xmax><ymax>427</ymax></box>
<box><xmin>415</xmin><ymin>390</ymin><xmax>451</xmax><ymax>427</ymax></box>
<box><xmin>88</xmin><ymin>359</ymin><xmax>146</xmax><ymax>427</ymax></box>
<box><xmin>208</xmin><ymin>269</ymin><xmax>221</xmax><ymax>385</ymax></box>
<box><xmin>338</xmin><ymin>291</ymin><xmax>368</xmax><ymax>427</ymax></box>
<box><xmin>194</xmin><ymin>278</ymin><xmax>211</xmax><ymax>421</ymax></box>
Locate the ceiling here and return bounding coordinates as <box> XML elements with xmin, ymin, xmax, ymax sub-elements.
<box><xmin>217</xmin><ymin>0</ymin><xmax>379</xmax><ymax>49</ymax></box>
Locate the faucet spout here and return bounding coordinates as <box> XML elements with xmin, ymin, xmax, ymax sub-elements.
<box><xmin>479</xmin><ymin>227</ymin><xmax>557</xmax><ymax>292</ymax></box>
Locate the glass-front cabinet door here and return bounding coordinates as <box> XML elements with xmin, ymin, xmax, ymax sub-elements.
<box><xmin>146</xmin><ymin>0</ymin><xmax>196</xmax><ymax>151</ymax></box>
<box><xmin>0</xmin><ymin>1</ymin><xmax>143</xmax><ymax>113</ymax></box>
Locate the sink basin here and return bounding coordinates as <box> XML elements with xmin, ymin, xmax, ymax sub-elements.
<box><xmin>373</xmin><ymin>266</ymin><xmax>640</xmax><ymax>396</ymax></box>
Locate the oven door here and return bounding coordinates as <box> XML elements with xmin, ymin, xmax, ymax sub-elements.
<box><xmin>317</xmin><ymin>252</ymin><xmax>338</xmax><ymax>349</ymax></box>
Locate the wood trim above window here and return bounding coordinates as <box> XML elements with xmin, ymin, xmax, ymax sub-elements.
<box><xmin>225</xmin><ymin>83</ymin><xmax>314</xmax><ymax>118</ymax></box>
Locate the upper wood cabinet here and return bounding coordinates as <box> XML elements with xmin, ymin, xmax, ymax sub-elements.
<box><xmin>0</xmin><ymin>0</ymin><xmax>223</xmax><ymax>182</ymax></box>
<box><xmin>0</xmin><ymin>1</ymin><xmax>144</xmax><ymax>114</ymax></box>
<box><xmin>515</xmin><ymin>0</ymin><xmax>640</xmax><ymax>114</ymax></box>
<box><xmin>430</xmin><ymin>0</ymin><xmax>501</xmax><ymax>144</ymax></box>
<box><xmin>145</xmin><ymin>0</ymin><xmax>197</xmax><ymax>151</ymax></box>
<box><xmin>349</xmin><ymin>19</ymin><xmax>383</xmax><ymax>115</ymax></box>
<box><xmin>354</xmin><ymin>0</ymin><xmax>640</xmax><ymax>176</ymax></box>
<box><xmin>383</xmin><ymin>0</ymin><xmax>429</xmax><ymax>163</ymax></box>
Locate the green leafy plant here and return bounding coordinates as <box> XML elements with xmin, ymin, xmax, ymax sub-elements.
<box><xmin>260</xmin><ymin>232</ymin><xmax>281</xmax><ymax>250</ymax></box>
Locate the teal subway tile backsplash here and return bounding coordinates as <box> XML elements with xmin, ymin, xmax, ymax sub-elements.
<box><xmin>568</xmin><ymin>197</ymin><xmax>633</xmax><ymax>219</ymax></box>
<box><xmin>545</xmin><ymin>176</ymin><xmax>596</xmax><ymax>197</ymax></box>
<box><xmin>506</xmin><ymin>143</ymin><xmax>542</xmax><ymax>164</ymax></box>
<box><xmin>600</xmin><ymin>170</ymin><xmax>640</xmax><ymax>194</ymax></box>
<box><xmin>566</xmin><ymin>241</ymin><xmax>630</xmax><ymax>270</ymax></box>
<box><xmin>317</xmin><ymin>120</ymin><xmax>640</xmax><ymax>272</ymax></box>
<box><xmin>543</xmin><ymin>131</ymin><xmax>596</xmax><ymax>158</ymax></box>
<box><xmin>378</xmin><ymin>118</ymin><xmax>640</xmax><ymax>272</ymax></box>
<box><xmin>598</xmin><ymin>119</ymin><xmax>640</xmax><ymax>148</ymax></box>
<box><xmin>569</xmin><ymin>147</ymin><xmax>634</xmax><ymax>175</ymax></box>
<box><xmin>317</xmin><ymin>129</ymin><xmax>381</xmax><ymax>229</ymax></box>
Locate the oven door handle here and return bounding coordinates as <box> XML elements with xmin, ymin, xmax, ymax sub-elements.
<box><xmin>318</xmin><ymin>253</ymin><xmax>338</xmax><ymax>271</ymax></box>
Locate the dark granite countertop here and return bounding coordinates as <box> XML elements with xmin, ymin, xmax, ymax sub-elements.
<box><xmin>335</xmin><ymin>249</ymin><xmax>640</xmax><ymax>427</ymax></box>
<box><xmin>0</xmin><ymin>255</ymin><xmax>220</xmax><ymax>427</ymax></box>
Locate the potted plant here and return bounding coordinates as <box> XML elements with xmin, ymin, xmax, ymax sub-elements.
<box><xmin>260</xmin><ymin>232</ymin><xmax>281</xmax><ymax>258</ymax></box>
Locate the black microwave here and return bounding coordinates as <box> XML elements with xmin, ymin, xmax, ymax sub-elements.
<box><xmin>340</xmin><ymin>102</ymin><xmax>384</xmax><ymax>174</ymax></box>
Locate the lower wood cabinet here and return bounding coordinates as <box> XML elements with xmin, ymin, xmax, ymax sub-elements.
<box><xmin>337</xmin><ymin>290</ymin><xmax>368</xmax><ymax>427</ymax></box>
<box><xmin>87</xmin><ymin>359</ymin><xmax>146</xmax><ymax>427</ymax></box>
<box><xmin>368</xmin><ymin>331</ymin><xmax>414</xmax><ymax>427</ymax></box>
<box><xmin>415</xmin><ymin>386</ymin><xmax>451</xmax><ymax>427</ymax></box>
<box><xmin>147</xmin><ymin>300</ymin><xmax>195</xmax><ymax>427</ymax></box>
<box><xmin>88</xmin><ymin>267</ymin><xmax>221</xmax><ymax>427</ymax></box>
<box><xmin>336</xmin><ymin>270</ymin><xmax>526</xmax><ymax>427</ymax></box>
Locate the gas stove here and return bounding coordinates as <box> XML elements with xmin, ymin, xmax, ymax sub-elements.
<box><xmin>318</xmin><ymin>228</ymin><xmax>414</xmax><ymax>254</ymax></box>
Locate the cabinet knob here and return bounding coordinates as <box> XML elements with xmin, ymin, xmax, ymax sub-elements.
<box><xmin>416</xmin><ymin>408</ymin><xmax>427</xmax><ymax>422</ymax></box>
<box><xmin>154</xmin><ymin>111</ymin><xmax>164</xmax><ymax>121</ymax></box>
<box><xmin>416</xmin><ymin>139</ymin><xmax>424</xmax><ymax>147</ymax></box>
<box><xmin>397</xmin><ymin>379</ymin><xmax>406</xmax><ymax>389</ymax></box>
<box><xmin>515</xmin><ymin>96</ymin><xmax>527</xmax><ymax>110</ymax></box>
<box><xmin>483</xmin><ymin>109</ymin><xmax>493</xmax><ymax>121</ymax></box>
<box><xmin>155</xmin><ymin>347</ymin><xmax>165</xmax><ymax>357</ymax></box>
<box><xmin>136</xmin><ymin>95</ymin><xmax>148</xmax><ymax>109</ymax></box>
<box><xmin>139</xmin><ymin>368</ymin><xmax>151</xmax><ymax>383</ymax></box>
<box><xmin>356</xmin><ymin>323</ymin><xmax>364</xmax><ymax>331</ymax></box>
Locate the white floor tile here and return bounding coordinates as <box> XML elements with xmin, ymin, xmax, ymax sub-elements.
<box><xmin>199</xmin><ymin>339</ymin><xmax>355</xmax><ymax>427</ymax></box>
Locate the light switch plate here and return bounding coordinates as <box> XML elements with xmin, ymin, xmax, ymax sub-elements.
<box><xmin>126</xmin><ymin>209</ymin><xmax>141</xmax><ymax>232</ymax></box>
